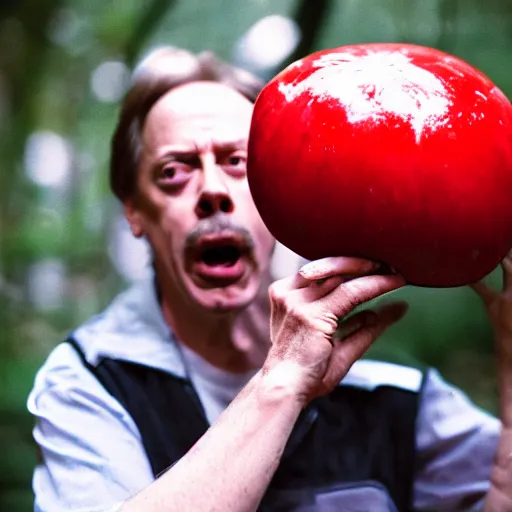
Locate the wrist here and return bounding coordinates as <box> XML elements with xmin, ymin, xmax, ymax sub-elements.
<box><xmin>257</xmin><ymin>361</ymin><xmax>312</xmax><ymax>410</ymax></box>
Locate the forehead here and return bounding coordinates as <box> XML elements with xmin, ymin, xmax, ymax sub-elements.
<box><xmin>142</xmin><ymin>82</ymin><xmax>254</xmax><ymax>152</ymax></box>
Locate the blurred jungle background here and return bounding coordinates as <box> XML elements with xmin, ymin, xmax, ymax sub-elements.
<box><xmin>1</xmin><ymin>0</ymin><xmax>512</xmax><ymax>509</ymax></box>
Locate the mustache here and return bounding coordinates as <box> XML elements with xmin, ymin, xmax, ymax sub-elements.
<box><xmin>184</xmin><ymin>213</ymin><xmax>255</xmax><ymax>250</ymax></box>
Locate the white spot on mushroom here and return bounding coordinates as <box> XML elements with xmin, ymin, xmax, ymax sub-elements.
<box><xmin>277</xmin><ymin>50</ymin><xmax>453</xmax><ymax>144</ymax></box>
<box><xmin>475</xmin><ymin>90</ymin><xmax>487</xmax><ymax>101</ymax></box>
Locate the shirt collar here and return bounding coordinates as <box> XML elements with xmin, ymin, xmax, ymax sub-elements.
<box><xmin>72</xmin><ymin>275</ymin><xmax>423</xmax><ymax>392</ymax></box>
<box><xmin>72</xmin><ymin>275</ymin><xmax>187</xmax><ymax>378</ymax></box>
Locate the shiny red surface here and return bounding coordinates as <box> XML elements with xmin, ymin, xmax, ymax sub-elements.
<box><xmin>247</xmin><ymin>43</ymin><xmax>512</xmax><ymax>287</ymax></box>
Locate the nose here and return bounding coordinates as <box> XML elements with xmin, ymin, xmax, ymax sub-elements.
<box><xmin>195</xmin><ymin>162</ymin><xmax>234</xmax><ymax>219</ymax></box>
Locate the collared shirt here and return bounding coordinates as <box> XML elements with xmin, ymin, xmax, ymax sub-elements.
<box><xmin>28</xmin><ymin>277</ymin><xmax>500</xmax><ymax>512</ymax></box>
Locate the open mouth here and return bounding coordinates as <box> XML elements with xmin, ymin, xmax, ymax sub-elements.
<box><xmin>186</xmin><ymin>232</ymin><xmax>252</xmax><ymax>286</ymax></box>
<box><xmin>200</xmin><ymin>244</ymin><xmax>242</xmax><ymax>267</ymax></box>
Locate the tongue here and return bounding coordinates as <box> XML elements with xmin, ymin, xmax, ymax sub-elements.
<box><xmin>201</xmin><ymin>246</ymin><xmax>240</xmax><ymax>267</ymax></box>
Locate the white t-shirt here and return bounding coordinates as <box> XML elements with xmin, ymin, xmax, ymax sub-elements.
<box><xmin>178</xmin><ymin>342</ymin><xmax>258</xmax><ymax>424</ymax></box>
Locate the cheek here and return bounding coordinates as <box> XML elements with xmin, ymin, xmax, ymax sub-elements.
<box><xmin>141</xmin><ymin>205</ymin><xmax>190</xmax><ymax>256</ymax></box>
<box><xmin>246</xmin><ymin>198</ymin><xmax>275</xmax><ymax>256</ymax></box>
<box><xmin>256</xmin><ymin>233</ymin><xmax>276</xmax><ymax>269</ymax></box>
<box><xmin>236</xmin><ymin>183</ymin><xmax>274</xmax><ymax>243</ymax></box>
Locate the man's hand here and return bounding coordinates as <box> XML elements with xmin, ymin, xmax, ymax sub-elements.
<box><xmin>121</xmin><ymin>258</ymin><xmax>408</xmax><ymax>512</ymax></box>
<box><xmin>472</xmin><ymin>250</ymin><xmax>512</xmax><ymax>357</ymax></box>
<box><xmin>264</xmin><ymin>256</ymin><xmax>408</xmax><ymax>405</ymax></box>
<box><xmin>471</xmin><ymin>250</ymin><xmax>512</xmax><ymax>425</ymax></box>
<box><xmin>472</xmin><ymin>250</ymin><xmax>512</xmax><ymax>511</ymax></box>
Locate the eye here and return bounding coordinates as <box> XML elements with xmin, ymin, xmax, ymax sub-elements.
<box><xmin>222</xmin><ymin>152</ymin><xmax>247</xmax><ymax>177</ymax></box>
<box><xmin>163</xmin><ymin>166</ymin><xmax>176</xmax><ymax>178</ymax></box>
<box><xmin>228</xmin><ymin>156</ymin><xmax>243</xmax><ymax>166</ymax></box>
<box><xmin>157</xmin><ymin>162</ymin><xmax>192</xmax><ymax>188</ymax></box>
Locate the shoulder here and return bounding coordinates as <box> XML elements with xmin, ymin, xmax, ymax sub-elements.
<box><xmin>29</xmin><ymin>341</ymin><xmax>90</xmax><ymax>399</ymax></box>
<box><xmin>416</xmin><ymin>367</ymin><xmax>499</xmax><ymax>432</ymax></box>
<box><xmin>28</xmin><ymin>340</ymin><xmax>99</xmax><ymax>408</ymax></box>
<box><xmin>340</xmin><ymin>359</ymin><xmax>425</xmax><ymax>393</ymax></box>
<box><xmin>413</xmin><ymin>370</ymin><xmax>499</xmax><ymax>510</ymax></box>
<box><xmin>70</xmin><ymin>278</ymin><xmax>186</xmax><ymax>375</ymax></box>
<box><xmin>27</xmin><ymin>340</ymin><xmax>137</xmax><ymax>431</ymax></box>
<box><xmin>29</xmin><ymin>341</ymin><xmax>154</xmax><ymax>512</ymax></box>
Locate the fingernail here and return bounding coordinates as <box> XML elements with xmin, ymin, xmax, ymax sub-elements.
<box><xmin>299</xmin><ymin>263</ymin><xmax>322</xmax><ymax>279</ymax></box>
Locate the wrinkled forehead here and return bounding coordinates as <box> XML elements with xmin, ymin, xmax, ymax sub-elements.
<box><xmin>143</xmin><ymin>81</ymin><xmax>254</xmax><ymax>152</ymax></box>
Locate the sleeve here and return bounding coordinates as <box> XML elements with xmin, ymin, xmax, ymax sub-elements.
<box><xmin>27</xmin><ymin>343</ymin><xmax>154</xmax><ymax>512</ymax></box>
<box><xmin>413</xmin><ymin>368</ymin><xmax>501</xmax><ymax>511</ymax></box>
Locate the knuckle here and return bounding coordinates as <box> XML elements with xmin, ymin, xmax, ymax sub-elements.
<box><xmin>320</xmin><ymin>311</ymin><xmax>340</xmax><ymax>333</ymax></box>
<box><xmin>268</xmin><ymin>282</ymin><xmax>286</xmax><ymax>304</ymax></box>
<box><xmin>269</xmin><ymin>287</ymin><xmax>309</xmax><ymax>318</ymax></box>
<box><xmin>287</xmin><ymin>302</ymin><xmax>310</xmax><ymax>323</ymax></box>
<box><xmin>269</xmin><ymin>288</ymin><xmax>309</xmax><ymax>322</ymax></box>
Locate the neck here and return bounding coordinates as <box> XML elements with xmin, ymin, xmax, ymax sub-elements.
<box><xmin>157</xmin><ymin>273</ymin><xmax>272</xmax><ymax>374</ymax></box>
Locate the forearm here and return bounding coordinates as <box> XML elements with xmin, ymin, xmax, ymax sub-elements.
<box><xmin>485</xmin><ymin>427</ymin><xmax>512</xmax><ymax>511</ymax></box>
<box><xmin>486</xmin><ymin>341</ymin><xmax>512</xmax><ymax>512</ymax></box>
<box><xmin>121</xmin><ymin>364</ymin><xmax>304</xmax><ymax>512</ymax></box>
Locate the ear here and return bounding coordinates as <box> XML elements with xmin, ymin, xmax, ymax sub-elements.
<box><xmin>124</xmin><ymin>200</ymin><xmax>144</xmax><ymax>238</ymax></box>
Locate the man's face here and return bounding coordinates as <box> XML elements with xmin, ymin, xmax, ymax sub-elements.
<box><xmin>126</xmin><ymin>81</ymin><xmax>275</xmax><ymax>312</ymax></box>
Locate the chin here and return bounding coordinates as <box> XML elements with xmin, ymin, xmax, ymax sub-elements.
<box><xmin>187</xmin><ymin>279</ymin><xmax>259</xmax><ymax>314</ymax></box>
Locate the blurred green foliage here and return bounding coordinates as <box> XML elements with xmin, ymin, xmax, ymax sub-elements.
<box><xmin>1</xmin><ymin>0</ymin><xmax>511</xmax><ymax>510</ymax></box>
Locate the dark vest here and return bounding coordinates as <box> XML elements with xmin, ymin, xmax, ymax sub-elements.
<box><xmin>68</xmin><ymin>338</ymin><xmax>423</xmax><ymax>512</ymax></box>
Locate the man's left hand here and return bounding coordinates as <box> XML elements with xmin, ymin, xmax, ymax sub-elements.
<box><xmin>471</xmin><ymin>250</ymin><xmax>512</xmax><ymax>362</ymax></box>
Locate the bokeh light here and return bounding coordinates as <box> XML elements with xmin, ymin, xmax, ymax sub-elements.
<box><xmin>27</xmin><ymin>258</ymin><xmax>66</xmax><ymax>311</ymax></box>
<box><xmin>234</xmin><ymin>15</ymin><xmax>301</xmax><ymax>72</ymax></box>
<box><xmin>90</xmin><ymin>60</ymin><xmax>130</xmax><ymax>103</ymax></box>
<box><xmin>24</xmin><ymin>131</ymin><xmax>73</xmax><ymax>188</ymax></box>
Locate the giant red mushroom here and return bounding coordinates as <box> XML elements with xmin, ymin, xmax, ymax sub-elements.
<box><xmin>247</xmin><ymin>43</ymin><xmax>512</xmax><ymax>287</ymax></box>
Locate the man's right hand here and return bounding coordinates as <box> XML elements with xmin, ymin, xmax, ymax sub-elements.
<box><xmin>263</xmin><ymin>256</ymin><xmax>408</xmax><ymax>405</ymax></box>
<box><xmin>121</xmin><ymin>257</ymin><xmax>408</xmax><ymax>512</ymax></box>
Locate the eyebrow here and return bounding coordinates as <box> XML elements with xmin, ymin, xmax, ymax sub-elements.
<box><xmin>212</xmin><ymin>139</ymin><xmax>248</xmax><ymax>151</ymax></box>
<box><xmin>157</xmin><ymin>149</ymin><xmax>197</xmax><ymax>161</ymax></box>
<box><xmin>155</xmin><ymin>140</ymin><xmax>247</xmax><ymax>161</ymax></box>
<box><xmin>155</xmin><ymin>145</ymin><xmax>196</xmax><ymax>159</ymax></box>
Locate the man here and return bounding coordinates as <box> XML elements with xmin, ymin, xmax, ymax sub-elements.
<box><xmin>28</xmin><ymin>47</ymin><xmax>512</xmax><ymax>512</ymax></box>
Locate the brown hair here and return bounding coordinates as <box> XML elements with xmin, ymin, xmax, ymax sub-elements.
<box><xmin>110</xmin><ymin>47</ymin><xmax>264</xmax><ymax>202</ymax></box>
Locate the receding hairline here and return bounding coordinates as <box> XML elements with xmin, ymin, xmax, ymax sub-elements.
<box><xmin>147</xmin><ymin>79</ymin><xmax>255</xmax><ymax>117</ymax></box>
<box><xmin>109</xmin><ymin>47</ymin><xmax>263</xmax><ymax>203</ymax></box>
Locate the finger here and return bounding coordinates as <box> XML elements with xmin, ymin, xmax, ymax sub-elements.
<box><xmin>272</xmin><ymin>265</ymin><xmax>360</xmax><ymax>297</ymax></box>
<box><xmin>270</xmin><ymin>269</ymin><xmax>325</xmax><ymax>294</ymax></box>
<box><xmin>322</xmin><ymin>302</ymin><xmax>409</xmax><ymax>392</ymax></box>
<box><xmin>334</xmin><ymin>309</ymin><xmax>379</xmax><ymax>341</ymax></box>
<box><xmin>299</xmin><ymin>257</ymin><xmax>381</xmax><ymax>282</ymax></box>
<box><xmin>318</xmin><ymin>274</ymin><xmax>407</xmax><ymax>319</ymax></box>
<box><xmin>470</xmin><ymin>280</ymin><xmax>494</xmax><ymax>305</ymax></box>
<box><xmin>299</xmin><ymin>275</ymin><xmax>350</xmax><ymax>302</ymax></box>
<box><xmin>336</xmin><ymin>301</ymin><xmax>408</xmax><ymax>342</ymax></box>
<box><xmin>502</xmin><ymin>251</ymin><xmax>512</xmax><ymax>291</ymax></box>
